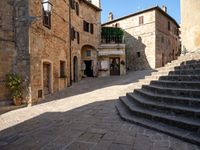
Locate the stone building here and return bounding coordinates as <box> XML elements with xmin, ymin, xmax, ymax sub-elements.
<box><xmin>102</xmin><ymin>6</ymin><xmax>180</xmax><ymax>70</ymax></box>
<box><xmin>0</xmin><ymin>0</ymin><xmax>101</xmax><ymax>104</ymax></box>
<box><xmin>181</xmin><ymin>0</ymin><xmax>200</xmax><ymax>52</ymax></box>
<box><xmin>98</xmin><ymin>27</ymin><xmax>126</xmax><ymax>77</ymax></box>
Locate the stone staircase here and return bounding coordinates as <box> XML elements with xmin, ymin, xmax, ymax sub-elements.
<box><xmin>116</xmin><ymin>52</ymin><xmax>200</xmax><ymax>146</ymax></box>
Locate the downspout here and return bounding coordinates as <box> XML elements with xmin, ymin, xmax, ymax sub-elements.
<box><xmin>69</xmin><ymin>0</ymin><xmax>72</xmax><ymax>86</ymax></box>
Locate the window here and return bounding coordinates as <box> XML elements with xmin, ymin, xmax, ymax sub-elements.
<box><xmin>43</xmin><ymin>10</ymin><xmax>51</xmax><ymax>29</ymax></box>
<box><xmin>137</xmin><ymin>52</ymin><xmax>141</xmax><ymax>58</ymax></box>
<box><xmin>70</xmin><ymin>0</ymin><xmax>75</xmax><ymax>9</ymax></box>
<box><xmin>168</xmin><ymin>21</ymin><xmax>171</xmax><ymax>31</ymax></box>
<box><xmin>77</xmin><ymin>32</ymin><xmax>80</xmax><ymax>44</ymax></box>
<box><xmin>139</xmin><ymin>16</ymin><xmax>144</xmax><ymax>25</ymax></box>
<box><xmin>83</xmin><ymin>21</ymin><xmax>90</xmax><ymax>32</ymax></box>
<box><xmin>38</xmin><ymin>90</ymin><xmax>43</xmax><ymax>98</ymax></box>
<box><xmin>60</xmin><ymin>61</ymin><xmax>66</xmax><ymax>77</ymax></box>
<box><xmin>115</xmin><ymin>23</ymin><xmax>120</xmax><ymax>27</ymax></box>
<box><xmin>85</xmin><ymin>50</ymin><xmax>91</xmax><ymax>57</ymax></box>
<box><xmin>71</xmin><ymin>27</ymin><xmax>76</xmax><ymax>40</ymax></box>
<box><xmin>90</xmin><ymin>23</ymin><xmax>94</xmax><ymax>34</ymax></box>
<box><xmin>75</xmin><ymin>2</ymin><xmax>79</xmax><ymax>16</ymax></box>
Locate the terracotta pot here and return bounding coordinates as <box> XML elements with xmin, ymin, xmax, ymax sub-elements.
<box><xmin>13</xmin><ymin>98</ymin><xmax>22</xmax><ymax>106</ymax></box>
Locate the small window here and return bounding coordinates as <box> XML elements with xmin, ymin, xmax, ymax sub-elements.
<box><xmin>70</xmin><ymin>0</ymin><xmax>75</xmax><ymax>9</ymax></box>
<box><xmin>83</xmin><ymin>21</ymin><xmax>90</xmax><ymax>32</ymax></box>
<box><xmin>137</xmin><ymin>52</ymin><xmax>141</xmax><ymax>58</ymax></box>
<box><xmin>90</xmin><ymin>23</ymin><xmax>94</xmax><ymax>34</ymax></box>
<box><xmin>71</xmin><ymin>27</ymin><xmax>76</xmax><ymax>40</ymax></box>
<box><xmin>38</xmin><ymin>90</ymin><xmax>43</xmax><ymax>98</ymax></box>
<box><xmin>115</xmin><ymin>23</ymin><xmax>120</xmax><ymax>27</ymax></box>
<box><xmin>75</xmin><ymin>2</ymin><xmax>79</xmax><ymax>16</ymax></box>
<box><xmin>60</xmin><ymin>61</ymin><xmax>66</xmax><ymax>77</ymax></box>
<box><xmin>43</xmin><ymin>10</ymin><xmax>51</xmax><ymax>29</ymax></box>
<box><xmin>77</xmin><ymin>32</ymin><xmax>80</xmax><ymax>44</ymax></box>
<box><xmin>139</xmin><ymin>16</ymin><xmax>144</xmax><ymax>25</ymax></box>
<box><xmin>168</xmin><ymin>21</ymin><xmax>171</xmax><ymax>31</ymax></box>
<box><xmin>85</xmin><ymin>50</ymin><xmax>91</xmax><ymax>57</ymax></box>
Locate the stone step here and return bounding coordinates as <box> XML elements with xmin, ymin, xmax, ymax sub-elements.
<box><xmin>134</xmin><ymin>89</ymin><xmax>200</xmax><ymax>107</ymax></box>
<box><xmin>0</xmin><ymin>100</ymin><xmax>12</xmax><ymax>107</ymax></box>
<box><xmin>119</xmin><ymin>96</ymin><xmax>200</xmax><ymax>133</ymax></box>
<box><xmin>159</xmin><ymin>75</ymin><xmax>200</xmax><ymax>81</ymax></box>
<box><xmin>126</xmin><ymin>93</ymin><xmax>200</xmax><ymax>118</ymax></box>
<box><xmin>165</xmin><ymin>60</ymin><xmax>200</xmax><ymax>67</ymax></box>
<box><xmin>142</xmin><ymin>84</ymin><xmax>200</xmax><ymax>98</ymax></box>
<box><xmin>175</xmin><ymin>63</ymin><xmax>200</xmax><ymax>70</ymax></box>
<box><xmin>0</xmin><ymin>104</ymin><xmax>27</xmax><ymax>115</ymax></box>
<box><xmin>150</xmin><ymin>80</ymin><xmax>200</xmax><ymax>89</ymax></box>
<box><xmin>151</xmin><ymin>69</ymin><xmax>200</xmax><ymax>76</ymax></box>
<box><xmin>115</xmin><ymin>101</ymin><xmax>200</xmax><ymax>146</ymax></box>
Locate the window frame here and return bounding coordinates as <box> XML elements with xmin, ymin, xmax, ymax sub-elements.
<box><xmin>139</xmin><ymin>16</ymin><xmax>144</xmax><ymax>25</ymax></box>
<box><xmin>43</xmin><ymin>9</ymin><xmax>51</xmax><ymax>29</ymax></box>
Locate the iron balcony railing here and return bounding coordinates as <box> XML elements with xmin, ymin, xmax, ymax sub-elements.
<box><xmin>101</xmin><ymin>27</ymin><xmax>124</xmax><ymax>44</ymax></box>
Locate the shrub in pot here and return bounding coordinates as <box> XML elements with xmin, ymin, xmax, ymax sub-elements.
<box><xmin>6</xmin><ymin>74</ymin><xmax>22</xmax><ymax>106</ymax></box>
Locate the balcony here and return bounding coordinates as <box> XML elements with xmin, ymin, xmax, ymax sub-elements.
<box><xmin>101</xmin><ymin>27</ymin><xmax>124</xmax><ymax>44</ymax></box>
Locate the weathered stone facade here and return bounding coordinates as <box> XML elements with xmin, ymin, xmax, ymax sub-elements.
<box><xmin>0</xmin><ymin>0</ymin><xmax>101</xmax><ymax>104</ymax></box>
<box><xmin>103</xmin><ymin>6</ymin><xmax>180</xmax><ymax>70</ymax></box>
<box><xmin>98</xmin><ymin>44</ymin><xmax>126</xmax><ymax>77</ymax></box>
<box><xmin>181</xmin><ymin>0</ymin><xmax>200</xmax><ymax>52</ymax></box>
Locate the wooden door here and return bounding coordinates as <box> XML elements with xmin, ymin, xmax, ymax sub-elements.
<box><xmin>110</xmin><ymin>58</ymin><xmax>120</xmax><ymax>76</ymax></box>
<box><xmin>43</xmin><ymin>63</ymin><xmax>51</xmax><ymax>95</ymax></box>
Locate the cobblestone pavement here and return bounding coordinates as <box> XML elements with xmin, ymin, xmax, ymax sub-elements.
<box><xmin>0</xmin><ymin>70</ymin><xmax>199</xmax><ymax>150</ymax></box>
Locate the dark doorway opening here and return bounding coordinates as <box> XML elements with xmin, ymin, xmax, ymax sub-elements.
<box><xmin>110</xmin><ymin>57</ymin><xmax>120</xmax><ymax>76</ymax></box>
<box><xmin>84</xmin><ymin>60</ymin><xmax>93</xmax><ymax>77</ymax></box>
<box><xmin>73</xmin><ymin>56</ymin><xmax>78</xmax><ymax>82</ymax></box>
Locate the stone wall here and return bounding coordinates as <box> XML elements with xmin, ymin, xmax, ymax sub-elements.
<box><xmin>0</xmin><ymin>0</ymin><xmax>30</xmax><ymax>102</ymax></box>
<box><xmin>103</xmin><ymin>7</ymin><xmax>180</xmax><ymax>70</ymax></box>
<box><xmin>29</xmin><ymin>0</ymin><xmax>70</xmax><ymax>103</ymax></box>
<box><xmin>155</xmin><ymin>10</ymin><xmax>180</xmax><ymax>68</ymax></box>
<box><xmin>103</xmin><ymin>10</ymin><xmax>156</xmax><ymax>70</ymax></box>
<box><xmin>28</xmin><ymin>0</ymin><xmax>100</xmax><ymax>103</ymax></box>
<box><xmin>71</xmin><ymin>0</ymin><xmax>101</xmax><ymax>81</ymax></box>
<box><xmin>0</xmin><ymin>0</ymin><xmax>15</xmax><ymax>101</ymax></box>
<box><xmin>98</xmin><ymin>44</ymin><xmax>126</xmax><ymax>77</ymax></box>
<box><xmin>181</xmin><ymin>0</ymin><xmax>200</xmax><ymax>52</ymax></box>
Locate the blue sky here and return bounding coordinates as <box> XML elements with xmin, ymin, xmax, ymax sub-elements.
<box><xmin>101</xmin><ymin>0</ymin><xmax>180</xmax><ymax>24</ymax></box>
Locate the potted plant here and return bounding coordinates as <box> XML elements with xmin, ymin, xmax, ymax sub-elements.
<box><xmin>6</xmin><ymin>74</ymin><xmax>22</xmax><ymax>106</ymax></box>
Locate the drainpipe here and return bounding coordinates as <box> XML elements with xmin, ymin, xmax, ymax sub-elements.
<box><xmin>69</xmin><ymin>0</ymin><xmax>72</xmax><ymax>86</ymax></box>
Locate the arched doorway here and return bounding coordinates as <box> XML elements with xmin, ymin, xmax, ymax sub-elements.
<box><xmin>81</xmin><ymin>45</ymin><xmax>97</xmax><ymax>78</ymax></box>
<box><xmin>73</xmin><ymin>56</ymin><xmax>78</xmax><ymax>82</ymax></box>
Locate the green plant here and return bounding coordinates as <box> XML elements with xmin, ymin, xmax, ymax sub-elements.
<box><xmin>6</xmin><ymin>74</ymin><xmax>22</xmax><ymax>100</ymax></box>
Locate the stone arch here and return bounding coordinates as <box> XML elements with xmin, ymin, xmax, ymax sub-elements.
<box><xmin>81</xmin><ymin>45</ymin><xmax>98</xmax><ymax>78</ymax></box>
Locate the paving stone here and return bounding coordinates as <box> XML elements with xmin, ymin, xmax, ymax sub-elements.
<box><xmin>91</xmin><ymin>140</ymin><xmax>112</xmax><ymax>150</ymax></box>
<box><xmin>0</xmin><ymin>71</ymin><xmax>198</xmax><ymax>150</ymax></box>
<box><xmin>65</xmin><ymin>141</ymin><xmax>95</xmax><ymax>150</ymax></box>
<box><xmin>133</xmin><ymin>134</ymin><xmax>153</xmax><ymax>150</ymax></box>
<box><xmin>78</xmin><ymin>132</ymin><xmax>104</xmax><ymax>143</ymax></box>
<box><xmin>108</xmin><ymin>143</ymin><xmax>132</xmax><ymax>150</ymax></box>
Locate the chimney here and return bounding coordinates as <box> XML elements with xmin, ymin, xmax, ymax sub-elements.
<box><xmin>108</xmin><ymin>12</ymin><xmax>113</xmax><ymax>21</ymax></box>
<box><xmin>162</xmin><ymin>5</ymin><xmax>167</xmax><ymax>13</ymax></box>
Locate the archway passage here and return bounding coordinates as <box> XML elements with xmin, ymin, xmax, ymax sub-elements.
<box><xmin>81</xmin><ymin>45</ymin><xmax>97</xmax><ymax>78</ymax></box>
<box><xmin>84</xmin><ymin>60</ymin><xmax>93</xmax><ymax>77</ymax></box>
<box><xmin>73</xmin><ymin>56</ymin><xmax>78</xmax><ymax>82</ymax></box>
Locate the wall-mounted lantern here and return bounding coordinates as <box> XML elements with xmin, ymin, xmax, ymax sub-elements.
<box><xmin>42</xmin><ymin>0</ymin><xmax>53</xmax><ymax>13</ymax></box>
